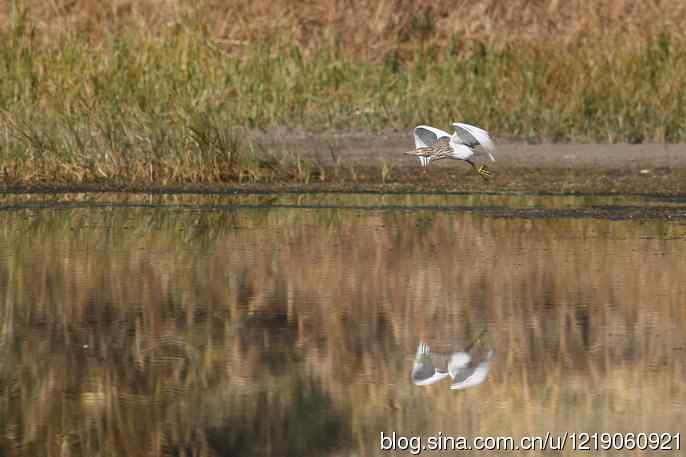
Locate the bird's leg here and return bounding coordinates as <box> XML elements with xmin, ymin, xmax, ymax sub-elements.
<box><xmin>466</xmin><ymin>160</ymin><xmax>492</xmax><ymax>179</ymax></box>
<box><xmin>478</xmin><ymin>165</ymin><xmax>492</xmax><ymax>178</ymax></box>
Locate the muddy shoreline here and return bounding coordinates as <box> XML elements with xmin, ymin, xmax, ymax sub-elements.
<box><xmin>3</xmin><ymin>133</ymin><xmax>686</xmax><ymax>196</ymax></box>
<box><xmin>262</xmin><ymin>131</ymin><xmax>686</xmax><ymax>195</ymax></box>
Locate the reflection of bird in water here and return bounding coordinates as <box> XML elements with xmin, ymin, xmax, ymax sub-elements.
<box><xmin>405</xmin><ymin>123</ymin><xmax>496</xmax><ymax>179</ymax></box>
<box><xmin>411</xmin><ymin>330</ymin><xmax>493</xmax><ymax>390</ymax></box>
<box><xmin>411</xmin><ymin>341</ymin><xmax>451</xmax><ymax>386</ymax></box>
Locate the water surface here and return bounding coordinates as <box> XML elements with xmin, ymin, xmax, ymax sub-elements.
<box><xmin>0</xmin><ymin>192</ymin><xmax>684</xmax><ymax>456</ymax></box>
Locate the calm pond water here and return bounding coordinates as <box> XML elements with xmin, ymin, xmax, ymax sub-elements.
<box><xmin>0</xmin><ymin>192</ymin><xmax>685</xmax><ymax>456</ymax></box>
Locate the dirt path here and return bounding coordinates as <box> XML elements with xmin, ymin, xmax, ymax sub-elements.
<box><xmin>255</xmin><ymin>131</ymin><xmax>686</xmax><ymax>195</ymax></box>
<box><xmin>3</xmin><ymin>132</ymin><xmax>686</xmax><ymax>196</ymax></box>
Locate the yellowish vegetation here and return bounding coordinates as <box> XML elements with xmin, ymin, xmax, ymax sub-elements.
<box><xmin>3</xmin><ymin>0</ymin><xmax>686</xmax><ymax>51</ymax></box>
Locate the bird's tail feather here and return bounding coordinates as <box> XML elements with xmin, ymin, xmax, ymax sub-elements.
<box><xmin>405</xmin><ymin>148</ymin><xmax>432</xmax><ymax>167</ymax></box>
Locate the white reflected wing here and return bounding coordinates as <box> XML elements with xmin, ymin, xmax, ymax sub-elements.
<box><xmin>447</xmin><ymin>352</ymin><xmax>472</xmax><ymax>379</ymax></box>
<box><xmin>452</xmin><ymin>122</ymin><xmax>496</xmax><ymax>162</ymax></box>
<box><xmin>449</xmin><ymin>350</ymin><xmax>493</xmax><ymax>390</ymax></box>
<box><xmin>411</xmin><ymin>342</ymin><xmax>449</xmax><ymax>386</ymax></box>
<box><xmin>414</xmin><ymin>125</ymin><xmax>451</xmax><ymax>149</ymax></box>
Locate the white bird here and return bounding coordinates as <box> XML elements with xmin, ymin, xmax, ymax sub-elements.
<box><xmin>410</xmin><ymin>331</ymin><xmax>493</xmax><ymax>390</ymax></box>
<box><xmin>405</xmin><ymin>123</ymin><xmax>496</xmax><ymax>178</ymax></box>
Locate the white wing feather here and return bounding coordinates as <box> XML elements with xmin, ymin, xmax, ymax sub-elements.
<box><xmin>452</xmin><ymin>122</ymin><xmax>496</xmax><ymax>162</ymax></box>
<box><xmin>446</xmin><ymin>142</ymin><xmax>475</xmax><ymax>161</ymax></box>
<box><xmin>411</xmin><ymin>342</ymin><xmax>450</xmax><ymax>386</ymax></box>
<box><xmin>449</xmin><ymin>350</ymin><xmax>494</xmax><ymax>390</ymax></box>
<box><xmin>414</xmin><ymin>125</ymin><xmax>451</xmax><ymax>149</ymax></box>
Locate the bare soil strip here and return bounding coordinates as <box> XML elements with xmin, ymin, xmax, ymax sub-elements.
<box><xmin>254</xmin><ymin>132</ymin><xmax>686</xmax><ymax>195</ymax></box>
<box><xmin>3</xmin><ymin>132</ymin><xmax>686</xmax><ymax>196</ymax></box>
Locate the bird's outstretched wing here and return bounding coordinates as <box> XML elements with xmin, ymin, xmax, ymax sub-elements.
<box><xmin>414</xmin><ymin>125</ymin><xmax>451</xmax><ymax>149</ymax></box>
<box><xmin>411</xmin><ymin>342</ymin><xmax>450</xmax><ymax>386</ymax></box>
<box><xmin>452</xmin><ymin>123</ymin><xmax>496</xmax><ymax>162</ymax></box>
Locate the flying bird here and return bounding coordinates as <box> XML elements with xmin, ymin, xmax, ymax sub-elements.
<box><xmin>405</xmin><ymin>123</ymin><xmax>496</xmax><ymax>178</ymax></box>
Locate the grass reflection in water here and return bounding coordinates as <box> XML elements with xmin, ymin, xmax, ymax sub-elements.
<box><xmin>0</xmin><ymin>195</ymin><xmax>685</xmax><ymax>456</ymax></box>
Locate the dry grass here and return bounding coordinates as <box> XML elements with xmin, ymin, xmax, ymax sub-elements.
<box><xmin>0</xmin><ymin>196</ymin><xmax>685</xmax><ymax>455</ymax></box>
<box><xmin>4</xmin><ymin>0</ymin><xmax>686</xmax><ymax>53</ymax></box>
